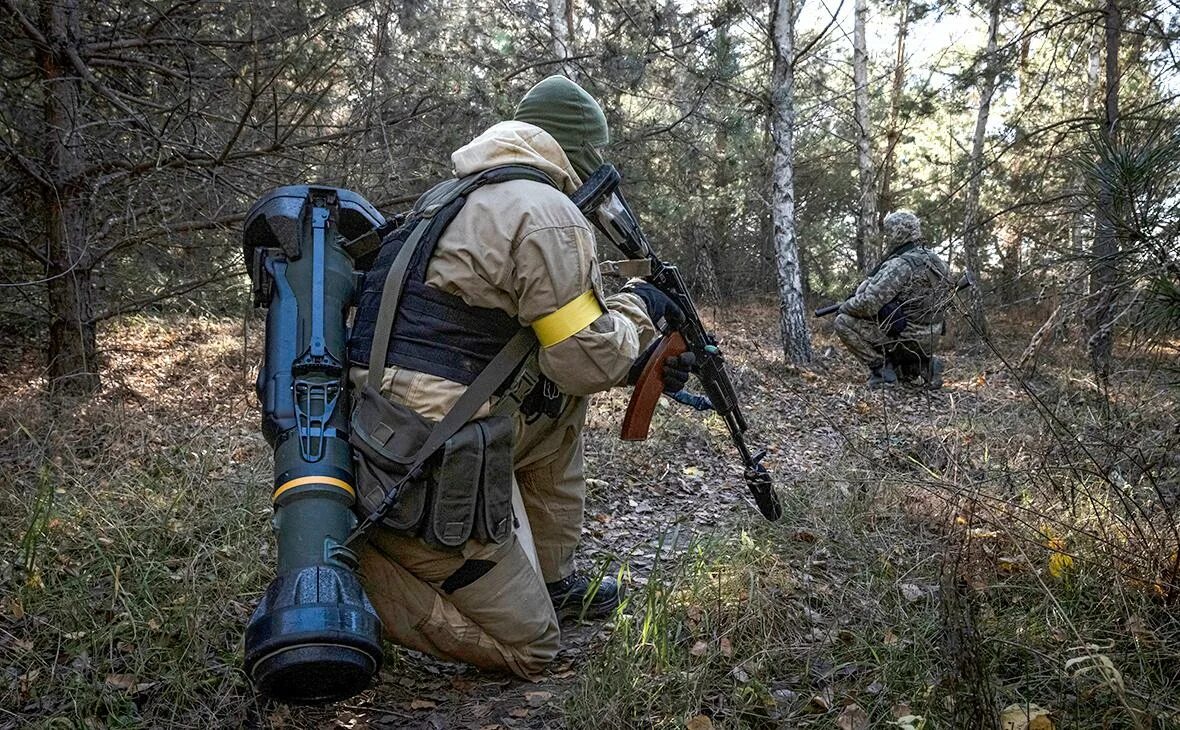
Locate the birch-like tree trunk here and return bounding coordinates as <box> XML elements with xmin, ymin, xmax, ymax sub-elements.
<box><xmin>852</xmin><ymin>0</ymin><xmax>877</xmax><ymax>273</ymax></box>
<box><xmin>771</xmin><ymin>0</ymin><xmax>813</xmax><ymax>365</ymax></box>
<box><xmin>1087</xmin><ymin>0</ymin><xmax>1121</xmax><ymax>383</ymax></box>
<box><xmin>877</xmin><ymin>0</ymin><xmax>909</xmax><ymax>240</ymax></box>
<box><xmin>549</xmin><ymin>0</ymin><xmax>577</xmax><ymax>79</ymax></box>
<box><xmin>961</xmin><ymin>0</ymin><xmax>1001</xmax><ymax>339</ymax></box>
<box><xmin>1070</xmin><ymin>22</ymin><xmax>1102</xmax><ymax>299</ymax></box>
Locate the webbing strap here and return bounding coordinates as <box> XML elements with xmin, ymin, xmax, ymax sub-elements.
<box><xmin>531</xmin><ymin>290</ymin><xmax>604</xmax><ymax>347</ymax></box>
<box><xmin>348</xmin><ymin>328</ymin><xmax>537</xmax><ymax>542</ymax></box>
<box><xmin>367</xmin><ymin>220</ymin><xmax>429</xmax><ymax>390</ymax></box>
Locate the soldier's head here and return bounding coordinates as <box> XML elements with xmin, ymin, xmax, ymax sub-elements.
<box><xmin>513</xmin><ymin>76</ymin><xmax>609</xmax><ymax>180</ymax></box>
<box><xmin>883</xmin><ymin>211</ymin><xmax>922</xmax><ymax>249</ymax></box>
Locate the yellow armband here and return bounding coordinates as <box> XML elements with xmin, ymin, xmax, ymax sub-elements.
<box><xmin>531</xmin><ymin>290</ymin><xmax>604</xmax><ymax>347</ymax></box>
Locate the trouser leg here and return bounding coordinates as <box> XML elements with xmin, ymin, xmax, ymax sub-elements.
<box><xmin>512</xmin><ymin>396</ymin><xmax>589</xmax><ymax>584</ymax></box>
<box><xmin>355</xmin><ymin>512</ymin><xmax>560</xmax><ymax>680</ymax></box>
<box><xmin>834</xmin><ymin>313</ymin><xmax>887</xmax><ymax>366</ymax></box>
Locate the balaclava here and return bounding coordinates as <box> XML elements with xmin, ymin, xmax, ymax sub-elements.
<box><xmin>513</xmin><ymin>75</ymin><xmax>609</xmax><ymax>180</ymax></box>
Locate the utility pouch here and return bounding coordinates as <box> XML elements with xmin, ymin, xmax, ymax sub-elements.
<box><xmin>426</xmin><ymin>415</ymin><xmax>514</xmax><ymax>549</ymax></box>
<box><xmin>349</xmin><ymin>383</ymin><xmax>433</xmax><ymax>533</ymax></box>
<box><xmin>349</xmin><ymin>384</ymin><xmax>516</xmax><ymax>550</ymax></box>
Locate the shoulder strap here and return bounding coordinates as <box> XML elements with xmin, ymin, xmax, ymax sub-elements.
<box><xmin>364</xmin><ymin>164</ymin><xmax>557</xmax><ymax>390</ymax></box>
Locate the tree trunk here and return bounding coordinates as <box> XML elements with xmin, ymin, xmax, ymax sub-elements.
<box><xmin>771</xmin><ymin>0</ymin><xmax>812</xmax><ymax>365</ymax></box>
<box><xmin>1070</xmin><ymin>19</ymin><xmax>1102</xmax><ymax>315</ymax></box>
<box><xmin>877</xmin><ymin>0</ymin><xmax>909</xmax><ymax>242</ymax></box>
<box><xmin>961</xmin><ymin>0</ymin><xmax>1001</xmax><ymax>340</ymax></box>
<box><xmin>852</xmin><ymin>0</ymin><xmax>877</xmax><ymax>273</ymax></box>
<box><xmin>1087</xmin><ymin>0</ymin><xmax>1121</xmax><ymax>383</ymax></box>
<box><xmin>549</xmin><ymin>0</ymin><xmax>577</xmax><ymax>79</ymax></box>
<box><xmin>39</xmin><ymin>0</ymin><xmax>99</xmax><ymax>396</ymax></box>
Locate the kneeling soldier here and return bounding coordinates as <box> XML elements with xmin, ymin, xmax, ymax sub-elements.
<box><xmin>346</xmin><ymin>76</ymin><xmax>690</xmax><ymax>678</ymax></box>
<box><xmin>834</xmin><ymin>211</ymin><xmax>952</xmax><ymax>388</ymax></box>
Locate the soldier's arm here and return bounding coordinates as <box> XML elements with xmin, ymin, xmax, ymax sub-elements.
<box><xmin>513</xmin><ymin>222</ymin><xmax>659</xmax><ymax>396</ymax></box>
<box><xmin>841</xmin><ymin>258</ymin><xmax>911</xmax><ymax>318</ymax></box>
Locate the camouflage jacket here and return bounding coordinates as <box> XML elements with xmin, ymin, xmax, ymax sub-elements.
<box><xmin>840</xmin><ymin>244</ymin><xmax>952</xmax><ymax>335</ymax></box>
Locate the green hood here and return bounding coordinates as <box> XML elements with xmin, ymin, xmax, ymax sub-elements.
<box><xmin>513</xmin><ymin>75</ymin><xmax>609</xmax><ymax>180</ymax></box>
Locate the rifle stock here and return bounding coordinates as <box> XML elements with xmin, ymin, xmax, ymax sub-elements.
<box><xmin>621</xmin><ymin>332</ymin><xmax>687</xmax><ymax>441</ymax></box>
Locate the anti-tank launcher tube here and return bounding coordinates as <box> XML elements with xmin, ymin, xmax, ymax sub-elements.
<box><xmin>241</xmin><ymin>186</ymin><xmax>385</xmax><ymax>704</ymax></box>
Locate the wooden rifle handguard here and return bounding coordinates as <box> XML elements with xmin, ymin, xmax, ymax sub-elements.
<box><xmin>621</xmin><ymin>332</ymin><xmax>687</xmax><ymax>441</ymax></box>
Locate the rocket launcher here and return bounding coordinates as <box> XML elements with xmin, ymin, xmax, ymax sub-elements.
<box><xmin>241</xmin><ymin>186</ymin><xmax>385</xmax><ymax>704</ymax></box>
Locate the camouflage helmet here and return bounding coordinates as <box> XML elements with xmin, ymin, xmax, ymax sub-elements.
<box><xmin>883</xmin><ymin>211</ymin><xmax>922</xmax><ymax>248</ymax></box>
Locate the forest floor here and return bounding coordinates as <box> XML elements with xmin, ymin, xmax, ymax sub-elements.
<box><xmin>2</xmin><ymin>304</ymin><xmax>1178</xmax><ymax>730</ymax></box>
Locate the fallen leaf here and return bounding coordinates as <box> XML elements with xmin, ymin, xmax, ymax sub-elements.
<box><xmin>719</xmin><ymin>637</ymin><xmax>733</xmax><ymax>657</ymax></box>
<box><xmin>837</xmin><ymin>703</ymin><xmax>870</xmax><ymax>730</ymax></box>
<box><xmin>689</xmin><ymin>640</ymin><xmax>709</xmax><ymax>657</ymax></box>
<box><xmin>410</xmin><ymin>699</ymin><xmax>437</xmax><ymax>710</ymax></box>
<box><xmin>1000</xmin><ymin>703</ymin><xmax>1054</xmax><ymax>730</ymax></box>
<box><xmin>899</xmin><ymin>583</ymin><xmax>924</xmax><ymax>602</ymax></box>
<box><xmin>509</xmin><ymin>707</ymin><xmax>529</xmax><ymax>718</ymax></box>
<box><xmin>524</xmin><ymin>690</ymin><xmax>552</xmax><ymax>707</ymax></box>
<box><xmin>808</xmin><ymin>688</ymin><xmax>833</xmax><ymax>712</ymax></box>
<box><xmin>772</xmin><ymin>688</ymin><xmax>798</xmax><ymax>706</ymax></box>
<box><xmin>730</xmin><ymin>665</ymin><xmax>750</xmax><ymax>683</ymax></box>
<box><xmin>686</xmin><ymin>715</ymin><xmax>714</xmax><ymax>730</ymax></box>
<box><xmin>105</xmin><ymin>673</ymin><xmax>136</xmax><ymax>691</ymax></box>
<box><xmin>884</xmin><ymin>628</ymin><xmax>899</xmax><ymax>645</ymax></box>
<box><xmin>1046</xmin><ymin>538</ymin><xmax>1073</xmax><ymax>579</ymax></box>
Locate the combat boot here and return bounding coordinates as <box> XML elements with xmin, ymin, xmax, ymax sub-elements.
<box><xmin>867</xmin><ymin>362</ymin><xmax>897</xmax><ymax>389</ymax></box>
<box><xmin>546</xmin><ymin>572</ymin><xmax>621</xmax><ymax>620</ymax></box>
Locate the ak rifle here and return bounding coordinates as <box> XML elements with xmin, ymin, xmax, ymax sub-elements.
<box><xmin>571</xmin><ymin>164</ymin><xmax>782</xmax><ymax>522</ymax></box>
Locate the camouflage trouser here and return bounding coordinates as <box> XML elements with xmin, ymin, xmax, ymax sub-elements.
<box><xmin>834</xmin><ymin>313</ymin><xmax>941</xmax><ymax>368</ymax></box>
<box><xmin>355</xmin><ymin>395</ymin><xmax>588</xmax><ymax>679</ymax></box>
<box><xmin>834</xmin><ymin>313</ymin><xmax>890</xmax><ymax>366</ymax></box>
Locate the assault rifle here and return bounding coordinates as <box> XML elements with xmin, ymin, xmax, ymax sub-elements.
<box><xmin>813</xmin><ymin>271</ymin><xmax>976</xmax><ymax>317</ymax></box>
<box><xmin>572</xmin><ymin>165</ymin><xmax>782</xmax><ymax>522</ymax></box>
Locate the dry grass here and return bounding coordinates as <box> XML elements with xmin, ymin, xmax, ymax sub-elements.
<box><xmin>1</xmin><ymin>307</ymin><xmax>1178</xmax><ymax>729</ymax></box>
<box><xmin>566</xmin><ymin>306</ymin><xmax>1180</xmax><ymax>729</ymax></box>
<box><xmin>1</xmin><ymin>315</ymin><xmax>273</xmax><ymax>728</ymax></box>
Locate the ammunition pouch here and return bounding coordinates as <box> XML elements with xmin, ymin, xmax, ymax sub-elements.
<box><xmin>350</xmin><ymin>384</ymin><xmax>514</xmax><ymax>550</ymax></box>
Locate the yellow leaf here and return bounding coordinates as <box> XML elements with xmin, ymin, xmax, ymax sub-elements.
<box><xmin>1046</xmin><ymin>538</ymin><xmax>1073</xmax><ymax>579</ymax></box>
<box><xmin>1000</xmin><ymin>703</ymin><xmax>1053</xmax><ymax>730</ymax></box>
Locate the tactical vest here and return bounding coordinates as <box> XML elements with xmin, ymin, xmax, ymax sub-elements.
<box><xmin>893</xmin><ymin>248</ymin><xmax>951</xmax><ymax>326</ymax></box>
<box><xmin>348</xmin><ymin>165</ymin><xmax>558</xmax><ymax>384</ymax></box>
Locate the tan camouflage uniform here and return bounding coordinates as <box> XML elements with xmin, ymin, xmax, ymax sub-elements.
<box><xmin>349</xmin><ymin>120</ymin><xmax>658</xmax><ymax>679</ymax></box>
<box><xmin>835</xmin><ymin>212</ymin><xmax>952</xmax><ymax>367</ymax></box>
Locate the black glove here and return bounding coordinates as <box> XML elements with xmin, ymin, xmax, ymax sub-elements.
<box><xmin>623</xmin><ymin>281</ymin><xmax>685</xmax><ymax>333</ymax></box>
<box><xmin>628</xmin><ymin>342</ymin><xmax>696</xmax><ymax>392</ymax></box>
<box><xmin>661</xmin><ymin>351</ymin><xmax>695</xmax><ymax>394</ymax></box>
<box><xmin>519</xmin><ymin>374</ymin><xmax>565</xmax><ymax>423</ymax></box>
